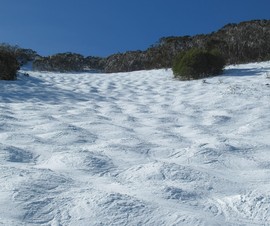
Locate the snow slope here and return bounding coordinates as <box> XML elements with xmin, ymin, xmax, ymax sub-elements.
<box><xmin>0</xmin><ymin>62</ymin><xmax>270</xmax><ymax>226</ymax></box>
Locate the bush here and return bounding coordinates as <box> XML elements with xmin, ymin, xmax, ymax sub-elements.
<box><xmin>0</xmin><ymin>50</ymin><xmax>19</xmax><ymax>80</ymax></box>
<box><xmin>172</xmin><ymin>48</ymin><xmax>225</xmax><ymax>80</ymax></box>
<box><xmin>0</xmin><ymin>43</ymin><xmax>38</xmax><ymax>66</ymax></box>
<box><xmin>33</xmin><ymin>52</ymin><xmax>85</xmax><ymax>72</ymax></box>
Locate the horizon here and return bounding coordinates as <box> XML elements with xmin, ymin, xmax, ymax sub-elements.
<box><xmin>0</xmin><ymin>0</ymin><xmax>270</xmax><ymax>57</ymax></box>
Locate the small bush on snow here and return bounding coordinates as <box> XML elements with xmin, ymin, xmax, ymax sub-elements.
<box><xmin>172</xmin><ymin>48</ymin><xmax>225</xmax><ymax>80</ymax></box>
<box><xmin>0</xmin><ymin>50</ymin><xmax>19</xmax><ymax>80</ymax></box>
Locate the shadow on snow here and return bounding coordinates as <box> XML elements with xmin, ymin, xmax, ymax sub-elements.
<box><xmin>0</xmin><ymin>74</ymin><xmax>102</xmax><ymax>104</ymax></box>
<box><xmin>224</xmin><ymin>67</ymin><xmax>270</xmax><ymax>77</ymax></box>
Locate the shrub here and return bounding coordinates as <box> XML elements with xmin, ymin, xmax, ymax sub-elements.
<box><xmin>0</xmin><ymin>50</ymin><xmax>19</xmax><ymax>80</ymax></box>
<box><xmin>0</xmin><ymin>43</ymin><xmax>38</xmax><ymax>66</ymax></box>
<box><xmin>172</xmin><ymin>48</ymin><xmax>225</xmax><ymax>80</ymax></box>
<box><xmin>33</xmin><ymin>52</ymin><xmax>85</xmax><ymax>72</ymax></box>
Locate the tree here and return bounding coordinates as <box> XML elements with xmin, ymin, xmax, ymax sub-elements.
<box><xmin>172</xmin><ymin>48</ymin><xmax>225</xmax><ymax>80</ymax></box>
<box><xmin>0</xmin><ymin>50</ymin><xmax>19</xmax><ymax>80</ymax></box>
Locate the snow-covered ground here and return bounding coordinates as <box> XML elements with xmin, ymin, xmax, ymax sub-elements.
<box><xmin>0</xmin><ymin>62</ymin><xmax>270</xmax><ymax>225</ymax></box>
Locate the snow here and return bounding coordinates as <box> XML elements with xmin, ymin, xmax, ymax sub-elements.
<box><xmin>0</xmin><ymin>61</ymin><xmax>270</xmax><ymax>225</ymax></box>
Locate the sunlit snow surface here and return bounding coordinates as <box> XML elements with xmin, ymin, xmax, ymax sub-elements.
<box><xmin>1</xmin><ymin>62</ymin><xmax>270</xmax><ymax>225</ymax></box>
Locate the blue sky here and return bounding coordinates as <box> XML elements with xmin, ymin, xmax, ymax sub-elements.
<box><xmin>0</xmin><ymin>0</ymin><xmax>269</xmax><ymax>57</ymax></box>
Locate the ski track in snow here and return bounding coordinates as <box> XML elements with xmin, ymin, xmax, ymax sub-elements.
<box><xmin>0</xmin><ymin>62</ymin><xmax>270</xmax><ymax>225</ymax></box>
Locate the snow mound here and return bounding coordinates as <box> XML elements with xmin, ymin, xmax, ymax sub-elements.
<box><xmin>0</xmin><ymin>62</ymin><xmax>270</xmax><ymax>225</ymax></box>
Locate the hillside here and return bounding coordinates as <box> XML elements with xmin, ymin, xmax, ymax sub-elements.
<box><xmin>0</xmin><ymin>61</ymin><xmax>270</xmax><ymax>225</ymax></box>
<box><xmin>103</xmin><ymin>20</ymin><xmax>270</xmax><ymax>72</ymax></box>
<box><xmin>30</xmin><ymin>19</ymin><xmax>270</xmax><ymax>73</ymax></box>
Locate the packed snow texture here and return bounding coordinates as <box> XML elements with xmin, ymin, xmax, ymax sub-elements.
<box><xmin>0</xmin><ymin>62</ymin><xmax>270</xmax><ymax>225</ymax></box>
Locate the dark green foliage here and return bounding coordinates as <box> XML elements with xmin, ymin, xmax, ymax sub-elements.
<box><xmin>1</xmin><ymin>20</ymin><xmax>268</xmax><ymax>74</ymax></box>
<box><xmin>84</xmin><ymin>56</ymin><xmax>106</xmax><ymax>71</ymax></box>
<box><xmin>15</xmin><ymin>48</ymin><xmax>39</xmax><ymax>65</ymax></box>
<box><xmin>104</xmin><ymin>19</ymin><xmax>270</xmax><ymax>73</ymax></box>
<box><xmin>0</xmin><ymin>50</ymin><xmax>19</xmax><ymax>80</ymax></box>
<box><xmin>209</xmin><ymin>20</ymin><xmax>270</xmax><ymax>64</ymax></box>
<box><xmin>172</xmin><ymin>48</ymin><xmax>225</xmax><ymax>80</ymax></box>
<box><xmin>48</xmin><ymin>53</ymin><xmax>85</xmax><ymax>72</ymax></box>
<box><xmin>33</xmin><ymin>53</ymin><xmax>85</xmax><ymax>72</ymax></box>
<box><xmin>0</xmin><ymin>43</ymin><xmax>39</xmax><ymax>65</ymax></box>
